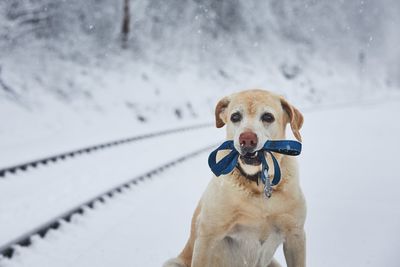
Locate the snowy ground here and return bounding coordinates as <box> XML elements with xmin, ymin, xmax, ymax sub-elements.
<box><xmin>1</xmin><ymin>100</ymin><xmax>400</xmax><ymax>267</ymax></box>
<box><xmin>0</xmin><ymin>120</ymin><xmax>212</xmax><ymax>170</ymax></box>
<box><xmin>0</xmin><ymin>126</ymin><xmax>222</xmax><ymax>244</ymax></box>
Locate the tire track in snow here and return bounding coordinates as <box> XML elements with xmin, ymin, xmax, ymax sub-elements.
<box><xmin>0</xmin><ymin>143</ymin><xmax>217</xmax><ymax>259</ymax></box>
<box><xmin>0</xmin><ymin>123</ymin><xmax>212</xmax><ymax>179</ymax></box>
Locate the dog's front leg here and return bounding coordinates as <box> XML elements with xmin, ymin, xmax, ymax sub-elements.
<box><xmin>191</xmin><ymin>235</ymin><xmax>218</xmax><ymax>267</ymax></box>
<box><xmin>283</xmin><ymin>229</ymin><xmax>306</xmax><ymax>267</ymax></box>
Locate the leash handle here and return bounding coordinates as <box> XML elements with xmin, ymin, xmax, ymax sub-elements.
<box><xmin>208</xmin><ymin>139</ymin><xmax>302</xmax><ymax>197</ymax></box>
<box><xmin>208</xmin><ymin>141</ymin><xmax>238</xmax><ymax>176</ymax></box>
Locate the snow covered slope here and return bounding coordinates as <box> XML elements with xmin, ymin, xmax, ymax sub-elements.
<box><xmin>1</xmin><ymin>99</ymin><xmax>399</xmax><ymax>267</ymax></box>
<box><xmin>0</xmin><ymin>0</ymin><xmax>399</xmax><ymax>155</ymax></box>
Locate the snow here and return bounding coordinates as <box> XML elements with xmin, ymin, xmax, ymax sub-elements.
<box><xmin>1</xmin><ymin>0</ymin><xmax>399</xmax><ymax>159</ymax></box>
<box><xmin>0</xmin><ymin>1</ymin><xmax>399</xmax><ymax>266</ymax></box>
<box><xmin>0</xmin><ymin>126</ymin><xmax>222</xmax><ymax>244</ymax></box>
<box><xmin>0</xmin><ymin>120</ymin><xmax>212</xmax><ymax>169</ymax></box>
<box><xmin>1</xmin><ymin>100</ymin><xmax>399</xmax><ymax>267</ymax></box>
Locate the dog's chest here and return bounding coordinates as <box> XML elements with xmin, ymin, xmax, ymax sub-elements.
<box><xmin>230</xmin><ymin>193</ymin><xmax>287</xmax><ymax>242</ymax></box>
<box><xmin>228</xmin><ymin>218</ymin><xmax>274</xmax><ymax>244</ymax></box>
<box><xmin>224</xmin><ymin>222</ymin><xmax>283</xmax><ymax>266</ymax></box>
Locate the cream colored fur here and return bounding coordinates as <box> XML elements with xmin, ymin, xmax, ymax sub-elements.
<box><xmin>164</xmin><ymin>89</ymin><xmax>306</xmax><ymax>267</ymax></box>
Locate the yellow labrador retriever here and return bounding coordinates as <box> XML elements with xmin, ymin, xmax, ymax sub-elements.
<box><xmin>164</xmin><ymin>89</ymin><xmax>306</xmax><ymax>267</ymax></box>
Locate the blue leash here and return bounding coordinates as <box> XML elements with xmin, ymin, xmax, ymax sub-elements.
<box><xmin>208</xmin><ymin>140</ymin><xmax>302</xmax><ymax>197</ymax></box>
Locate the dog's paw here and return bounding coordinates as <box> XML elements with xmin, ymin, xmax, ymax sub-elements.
<box><xmin>163</xmin><ymin>257</ymin><xmax>187</xmax><ymax>267</ymax></box>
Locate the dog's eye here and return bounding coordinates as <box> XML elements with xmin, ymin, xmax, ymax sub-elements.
<box><xmin>230</xmin><ymin>112</ymin><xmax>242</xmax><ymax>123</ymax></box>
<box><xmin>261</xmin><ymin>112</ymin><xmax>275</xmax><ymax>123</ymax></box>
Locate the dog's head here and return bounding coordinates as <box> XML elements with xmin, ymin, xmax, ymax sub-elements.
<box><xmin>215</xmin><ymin>89</ymin><xmax>303</xmax><ymax>175</ymax></box>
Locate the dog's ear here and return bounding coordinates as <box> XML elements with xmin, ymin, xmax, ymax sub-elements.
<box><xmin>215</xmin><ymin>96</ymin><xmax>230</xmax><ymax>128</ymax></box>
<box><xmin>280</xmin><ymin>97</ymin><xmax>304</xmax><ymax>142</ymax></box>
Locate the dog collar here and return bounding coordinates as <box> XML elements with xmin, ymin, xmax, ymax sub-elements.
<box><xmin>235</xmin><ymin>163</ymin><xmax>260</xmax><ymax>184</ymax></box>
<box><xmin>208</xmin><ymin>140</ymin><xmax>302</xmax><ymax>198</ymax></box>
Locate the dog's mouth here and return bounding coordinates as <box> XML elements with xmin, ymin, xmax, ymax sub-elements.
<box><xmin>239</xmin><ymin>151</ymin><xmax>261</xmax><ymax>166</ymax></box>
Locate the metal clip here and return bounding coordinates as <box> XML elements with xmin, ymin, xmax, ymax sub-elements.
<box><xmin>264</xmin><ymin>169</ymin><xmax>272</xmax><ymax>198</ymax></box>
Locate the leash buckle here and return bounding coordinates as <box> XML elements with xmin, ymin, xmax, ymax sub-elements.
<box><xmin>263</xmin><ymin>169</ymin><xmax>272</xmax><ymax>198</ymax></box>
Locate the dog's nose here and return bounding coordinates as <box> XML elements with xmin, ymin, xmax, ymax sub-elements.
<box><xmin>239</xmin><ymin>132</ymin><xmax>258</xmax><ymax>151</ymax></box>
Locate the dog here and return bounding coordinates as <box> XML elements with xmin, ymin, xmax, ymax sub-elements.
<box><xmin>164</xmin><ymin>89</ymin><xmax>306</xmax><ymax>267</ymax></box>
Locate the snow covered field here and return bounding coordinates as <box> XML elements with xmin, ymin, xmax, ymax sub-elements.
<box><xmin>0</xmin><ymin>126</ymin><xmax>221</xmax><ymax>243</ymax></box>
<box><xmin>1</xmin><ymin>1</ymin><xmax>399</xmax><ymax>266</ymax></box>
<box><xmin>1</xmin><ymin>99</ymin><xmax>399</xmax><ymax>267</ymax></box>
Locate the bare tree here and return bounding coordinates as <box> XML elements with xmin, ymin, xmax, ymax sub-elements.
<box><xmin>121</xmin><ymin>0</ymin><xmax>130</xmax><ymax>49</ymax></box>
